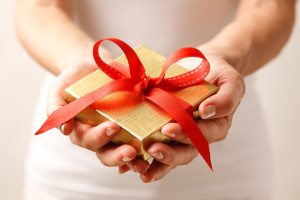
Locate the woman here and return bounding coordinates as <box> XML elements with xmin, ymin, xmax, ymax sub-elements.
<box><xmin>16</xmin><ymin>0</ymin><xmax>295</xmax><ymax>199</ymax></box>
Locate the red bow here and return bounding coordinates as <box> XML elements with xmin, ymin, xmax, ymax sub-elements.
<box><xmin>35</xmin><ymin>38</ymin><xmax>212</xmax><ymax>169</ymax></box>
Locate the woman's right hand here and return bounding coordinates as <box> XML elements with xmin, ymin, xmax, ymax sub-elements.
<box><xmin>47</xmin><ymin>62</ymin><xmax>150</xmax><ymax>174</ymax></box>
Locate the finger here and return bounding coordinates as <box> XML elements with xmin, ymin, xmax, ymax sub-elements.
<box><xmin>57</xmin><ymin>118</ymin><xmax>74</xmax><ymax>135</ymax></box>
<box><xmin>47</xmin><ymin>64</ymin><xmax>97</xmax><ymax>129</ymax></box>
<box><xmin>48</xmin><ymin>90</ymin><xmax>72</xmax><ymax>134</ymax></box>
<box><xmin>97</xmin><ymin>144</ymin><xmax>137</xmax><ymax>167</ymax></box>
<box><xmin>197</xmin><ymin>115</ymin><xmax>233</xmax><ymax>143</ymax></box>
<box><xmin>47</xmin><ymin>87</ymin><xmax>68</xmax><ymax>117</ymax></box>
<box><xmin>126</xmin><ymin>159</ymin><xmax>150</xmax><ymax>175</ymax></box>
<box><xmin>69</xmin><ymin>121</ymin><xmax>120</xmax><ymax>151</ymax></box>
<box><xmin>47</xmin><ymin>64</ymin><xmax>96</xmax><ymax>116</ymax></box>
<box><xmin>55</xmin><ymin>63</ymin><xmax>97</xmax><ymax>88</ymax></box>
<box><xmin>161</xmin><ymin>123</ymin><xmax>192</xmax><ymax>144</ymax></box>
<box><xmin>140</xmin><ymin>160</ymin><xmax>176</xmax><ymax>183</ymax></box>
<box><xmin>199</xmin><ymin>75</ymin><xmax>245</xmax><ymax>119</ymax></box>
<box><xmin>119</xmin><ymin>165</ymin><xmax>130</xmax><ymax>174</ymax></box>
<box><xmin>147</xmin><ymin>142</ymin><xmax>197</xmax><ymax>166</ymax></box>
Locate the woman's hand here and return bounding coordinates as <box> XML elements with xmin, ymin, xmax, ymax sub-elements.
<box><xmin>134</xmin><ymin>0</ymin><xmax>296</xmax><ymax>183</ymax></box>
<box><xmin>48</xmin><ymin>62</ymin><xmax>150</xmax><ymax>174</ymax></box>
<box><xmin>138</xmin><ymin>52</ymin><xmax>246</xmax><ymax>183</ymax></box>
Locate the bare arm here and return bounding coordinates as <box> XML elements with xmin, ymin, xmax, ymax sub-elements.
<box><xmin>201</xmin><ymin>0</ymin><xmax>296</xmax><ymax>76</ymax></box>
<box><xmin>16</xmin><ymin>0</ymin><xmax>101</xmax><ymax>75</ymax></box>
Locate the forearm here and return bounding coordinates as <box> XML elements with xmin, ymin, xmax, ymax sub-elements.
<box><xmin>15</xmin><ymin>0</ymin><xmax>95</xmax><ymax>75</ymax></box>
<box><xmin>201</xmin><ymin>0</ymin><xmax>296</xmax><ymax>76</ymax></box>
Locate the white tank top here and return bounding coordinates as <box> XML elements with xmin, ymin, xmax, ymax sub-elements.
<box><xmin>25</xmin><ymin>1</ymin><xmax>272</xmax><ymax>199</ymax></box>
<box><xmin>74</xmin><ymin>0</ymin><xmax>237</xmax><ymax>55</ymax></box>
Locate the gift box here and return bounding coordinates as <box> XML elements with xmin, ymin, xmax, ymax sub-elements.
<box><xmin>63</xmin><ymin>45</ymin><xmax>218</xmax><ymax>160</ymax></box>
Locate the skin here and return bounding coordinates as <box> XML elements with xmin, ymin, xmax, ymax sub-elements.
<box><xmin>16</xmin><ymin>0</ymin><xmax>296</xmax><ymax>183</ymax></box>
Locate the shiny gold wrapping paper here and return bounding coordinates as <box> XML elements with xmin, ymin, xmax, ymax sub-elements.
<box><xmin>64</xmin><ymin>46</ymin><xmax>218</xmax><ymax>159</ymax></box>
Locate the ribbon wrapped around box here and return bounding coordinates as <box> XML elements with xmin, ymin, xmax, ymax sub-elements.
<box><xmin>35</xmin><ymin>38</ymin><xmax>218</xmax><ymax>169</ymax></box>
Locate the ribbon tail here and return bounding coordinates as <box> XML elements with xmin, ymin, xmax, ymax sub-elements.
<box><xmin>35</xmin><ymin>79</ymin><xmax>133</xmax><ymax>135</ymax></box>
<box><xmin>146</xmin><ymin>88</ymin><xmax>212</xmax><ymax>170</ymax></box>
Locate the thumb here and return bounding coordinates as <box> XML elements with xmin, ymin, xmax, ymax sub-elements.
<box><xmin>47</xmin><ymin>84</ymin><xmax>74</xmax><ymax>135</ymax></box>
<box><xmin>46</xmin><ymin>64</ymin><xmax>97</xmax><ymax>135</ymax></box>
<box><xmin>199</xmin><ymin>80</ymin><xmax>245</xmax><ymax>119</ymax></box>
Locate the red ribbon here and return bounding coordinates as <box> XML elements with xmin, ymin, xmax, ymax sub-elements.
<box><xmin>35</xmin><ymin>38</ymin><xmax>212</xmax><ymax>169</ymax></box>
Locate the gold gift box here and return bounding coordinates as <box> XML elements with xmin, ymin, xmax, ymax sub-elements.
<box><xmin>64</xmin><ymin>46</ymin><xmax>218</xmax><ymax>159</ymax></box>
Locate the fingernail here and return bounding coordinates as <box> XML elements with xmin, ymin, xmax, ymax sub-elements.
<box><xmin>164</xmin><ymin>132</ymin><xmax>175</xmax><ymax>138</ymax></box>
<box><xmin>59</xmin><ymin>124</ymin><xmax>65</xmax><ymax>133</ymax></box>
<box><xmin>122</xmin><ymin>156</ymin><xmax>132</xmax><ymax>162</ymax></box>
<box><xmin>106</xmin><ymin>128</ymin><xmax>117</xmax><ymax>136</ymax></box>
<box><xmin>151</xmin><ymin>152</ymin><xmax>164</xmax><ymax>160</ymax></box>
<box><xmin>201</xmin><ymin>106</ymin><xmax>216</xmax><ymax>119</ymax></box>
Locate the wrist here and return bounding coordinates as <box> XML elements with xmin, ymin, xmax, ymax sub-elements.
<box><xmin>199</xmin><ymin>41</ymin><xmax>249</xmax><ymax>76</ymax></box>
<box><xmin>198</xmin><ymin>23</ymin><xmax>253</xmax><ymax>76</ymax></box>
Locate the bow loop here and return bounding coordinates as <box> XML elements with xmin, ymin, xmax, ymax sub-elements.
<box><xmin>157</xmin><ymin>47</ymin><xmax>210</xmax><ymax>89</ymax></box>
<box><xmin>93</xmin><ymin>38</ymin><xmax>146</xmax><ymax>81</ymax></box>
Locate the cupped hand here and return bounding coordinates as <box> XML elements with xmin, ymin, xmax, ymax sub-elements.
<box><xmin>48</xmin><ymin>60</ymin><xmax>150</xmax><ymax>173</ymax></box>
<box><xmin>138</xmin><ymin>52</ymin><xmax>246</xmax><ymax>183</ymax></box>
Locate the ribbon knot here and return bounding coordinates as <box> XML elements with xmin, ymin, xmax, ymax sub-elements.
<box><xmin>133</xmin><ymin>76</ymin><xmax>157</xmax><ymax>95</ymax></box>
<box><xmin>35</xmin><ymin>38</ymin><xmax>213</xmax><ymax>170</ymax></box>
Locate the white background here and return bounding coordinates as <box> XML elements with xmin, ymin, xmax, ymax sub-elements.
<box><xmin>0</xmin><ymin>2</ymin><xmax>299</xmax><ymax>200</ymax></box>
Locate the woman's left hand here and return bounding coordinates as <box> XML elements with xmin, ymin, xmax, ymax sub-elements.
<box><xmin>135</xmin><ymin>51</ymin><xmax>246</xmax><ymax>183</ymax></box>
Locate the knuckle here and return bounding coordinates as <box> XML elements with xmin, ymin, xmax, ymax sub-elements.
<box><xmin>69</xmin><ymin>134</ymin><xmax>79</xmax><ymax>146</ymax></box>
<box><xmin>94</xmin><ymin>130</ymin><xmax>107</xmax><ymax>143</ymax></box>
<box><xmin>76</xmin><ymin>125</ymin><xmax>85</xmax><ymax>134</ymax></box>
<box><xmin>231</xmin><ymin>69</ymin><xmax>243</xmax><ymax>81</ymax></box>
<box><xmin>233</xmin><ymin>72</ymin><xmax>246</xmax><ymax>97</ymax></box>
<box><xmin>164</xmin><ymin>151</ymin><xmax>176</xmax><ymax>165</ymax></box>
<box><xmin>96</xmin><ymin>152</ymin><xmax>112</xmax><ymax>167</ymax></box>
<box><xmin>84</xmin><ymin>132</ymin><xmax>105</xmax><ymax>151</ymax></box>
<box><xmin>215</xmin><ymin>118</ymin><xmax>226</xmax><ymax>131</ymax></box>
<box><xmin>224</xmin><ymin>98</ymin><xmax>235</xmax><ymax>113</ymax></box>
<box><xmin>215</xmin><ymin>118</ymin><xmax>230</xmax><ymax>141</ymax></box>
<box><xmin>225</xmin><ymin>115</ymin><xmax>233</xmax><ymax>129</ymax></box>
<box><xmin>181</xmin><ymin>134</ymin><xmax>190</xmax><ymax>144</ymax></box>
<box><xmin>181</xmin><ymin>155</ymin><xmax>191</xmax><ymax>165</ymax></box>
<box><xmin>181</xmin><ymin>146</ymin><xmax>196</xmax><ymax>165</ymax></box>
<box><xmin>101</xmin><ymin>161</ymin><xmax>111</xmax><ymax>167</ymax></box>
<box><xmin>81</xmin><ymin>138</ymin><xmax>94</xmax><ymax>151</ymax></box>
<box><xmin>79</xmin><ymin>134</ymin><xmax>93</xmax><ymax>149</ymax></box>
<box><xmin>218</xmin><ymin>131</ymin><xmax>228</xmax><ymax>141</ymax></box>
<box><xmin>74</xmin><ymin>126</ymin><xmax>85</xmax><ymax>140</ymax></box>
<box><xmin>197</xmin><ymin>122</ymin><xmax>211</xmax><ymax>142</ymax></box>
